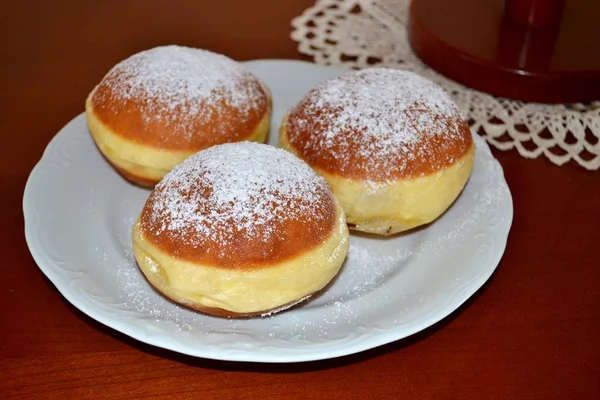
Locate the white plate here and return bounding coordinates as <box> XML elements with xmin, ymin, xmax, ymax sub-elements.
<box><xmin>23</xmin><ymin>60</ymin><xmax>513</xmax><ymax>363</ymax></box>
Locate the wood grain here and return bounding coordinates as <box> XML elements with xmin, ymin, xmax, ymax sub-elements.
<box><xmin>1</xmin><ymin>1</ymin><xmax>599</xmax><ymax>399</ymax></box>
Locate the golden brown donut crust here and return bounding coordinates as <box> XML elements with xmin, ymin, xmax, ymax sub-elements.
<box><xmin>138</xmin><ymin>142</ymin><xmax>339</xmax><ymax>270</ymax></box>
<box><xmin>89</xmin><ymin>46</ymin><xmax>270</xmax><ymax>152</ymax></box>
<box><xmin>284</xmin><ymin>68</ymin><xmax>473</xmax><ymax>181</ymax></box>
<box><xmin>140</xmin><ymin>203</ymin><xmax>337</xmax><ymax>269</ymax></box>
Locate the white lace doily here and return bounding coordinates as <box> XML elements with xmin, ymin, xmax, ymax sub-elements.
<box><xmin>291</xmin><ymin>0</ymin><xmax>600</xmax><ymax>170</ymax></box>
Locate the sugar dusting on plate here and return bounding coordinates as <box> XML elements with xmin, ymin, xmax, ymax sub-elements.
<box><xmin>115</xmin><ymin>135</ymin><xmax>508</xmax><ymax>338</ymax></box>
<box><xmin>115</xmin><ymin>224</ymin><xmax>201</xmax><ymax>332</ymax></box>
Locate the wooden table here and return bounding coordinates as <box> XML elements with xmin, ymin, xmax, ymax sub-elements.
<box><xmin>2</xmin><ymin>1</ymin><xmax>599</xmax><ymax>398</ymax></box>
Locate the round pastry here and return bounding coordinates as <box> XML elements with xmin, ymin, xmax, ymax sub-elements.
<box><xmin>86</xmin><ymin>45</ymin><xmax>271</xmax><ymax>187</ymax></box>
<box><xmin>132</xmin><ymin>141</ymin><xmax>349</xmax><ymax>317</ymax></box>
<box><xmin>280</xmin><ymin>68</ymin><xmax>475</xmax><ymax>235</ymax></box>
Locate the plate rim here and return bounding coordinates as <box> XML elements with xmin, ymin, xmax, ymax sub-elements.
<box><xmin>23</xmin><ymin>59</ymin><xmax>514</xmax><ymax>363</ymax></box>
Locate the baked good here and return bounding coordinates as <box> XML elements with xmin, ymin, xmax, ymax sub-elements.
<box><xmin>86</xmin><ymin>45</ymin><xmax>271</xmax><ymax>187</ymax></box>
<box><xmin>279</xmin><ymin>68</ymin><xmax>475</xmax><ymax>235</ymax></box>
<box><xmin>132</xmin><ymin>142</ymin><xmax>349</xmax><ymax>317</ymax></box>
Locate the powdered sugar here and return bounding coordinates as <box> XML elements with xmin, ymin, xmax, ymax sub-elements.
<box><xmin>274</xmin><ymin>136</ymin><xmax>508</xmax><ymax>330</ymax></box>
<box><xmin>287</xmin><ymin>68</ymin><xmax>467</xmax><ymax>179</ymax></box>
<box><xmin>142</xmin><ymin>142</ymin><xmax>333</xmax><ymax>257</ymax></box>
<box><xmin>108</xmin><ymin>136</ymin><xmax>508</xmax><ymax>341</ymax></box>
<box><xmin>116</xmin><ymin>238</ymin><xmax>200</xmax><ymax>331</ymax></box>
<box><xmin>96</xmin><ymin>45</ymin><xmax>266</xmax><ymax>140</ymax></box>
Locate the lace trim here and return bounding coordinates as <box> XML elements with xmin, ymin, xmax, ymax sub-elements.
<box><xmin>291</xmin><ymin>0</ymin><xmax>600</xmax><ymax>169</ymax></box>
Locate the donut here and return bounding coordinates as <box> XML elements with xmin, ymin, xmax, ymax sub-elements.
<box><xmin>86</xmin><ymin>45</ymin><xmax>271</xmax><ymax>187</ymax></box>
<box><xmin>279</xmin><ymin>68</ymin><xmax>475</xmax><ymax>235</ymax></box>
<box><xmin>132</xmin><ymin>142</ymin><xmax>349</xmax><ymax>317</ymax></box>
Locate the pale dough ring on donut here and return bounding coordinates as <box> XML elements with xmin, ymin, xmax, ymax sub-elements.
<box><xmin>86</xmin><ymin>95</ymin><xmax>269</xmax><ymax>186</ymax></box>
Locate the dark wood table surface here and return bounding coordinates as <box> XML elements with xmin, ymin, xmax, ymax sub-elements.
<box><xmin>2</xmin><ymin>1</ymin><xmax>599</xmax><ymax>399</ymax></box>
